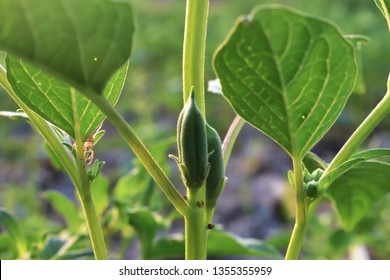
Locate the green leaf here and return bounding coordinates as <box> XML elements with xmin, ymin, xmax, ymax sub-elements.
<box><xmin>38</xmin><ymin>236</ymin><xmax>67</xmax><ymax>260</ymax></box>
<box><xmin>328</xmin><ymin>161</ymin><xmax>390</xmax><ymax>231</ymax></box>
<box><xmin>320</xmin><ymin>158</ymin><xmax>365</xmax><ymax>189</ymax></box>
<box><xmin>344</xmin><ymin>35</ymin><xmax>369</xmax><ymax>95</ymax></box>
<box><xmin>374</xmin><ymin>0</ymin><xmax>390</xmax><ymax>30</ymax></box>
<box><xmin>147</xmin><ymin>235</ymin><xmax>184</xmax><ymax>260</ymax></box>
<box><xmin>113</xmin><ymin>168</ymin><xmax>150</xmax><ymax>204</ymax></box>
<box><xmin>90</xmin><ymin>175</ymin><xmax>110</xmax><ymax>216</ymax></box>
<box><xmin>320</xmin><ymin>149</ymin><xmax>390</xmax><ymax>189</ymax></box>
<box><xmin>6</xmin><ymin>57</ymin><xmax>127</xmax><ymax>141</ymax></box>
<box><xmin>56</xmin><ymin>250</ymin><xmax>94</xmax><ymax>260</ymax></box>
<box><xmin>0</xmin><ymin>208</ymin><xmax>26</xmax><ymax>258</ymax></box>
<box><xmin>213</xmin><ymin>6</ymin><xmax>357</xmax><ymax>157</ymax></box>
<box><xmin>38</xmin><ymin>234</ymin><xmax>79</xmax><ymax>260</ymax></box>
<box><xmin>44</xmin><ymin>191</ymin><xmax>81</xmax><ymax>232</ymax></box>
<box><xmin>0</xmin><ymin>0</ymin><xmax>134</xmax><ymax>94</ymax></box>
<box><xmin>207</xmin><ymin>230</ymin><xmax>282</xmax><ymax>259</ymax></box>
<box><xmin>303</xmin><ymin>152</ymin><xmax>327</xmax><ymax>172</ymax></box>
<box><xmin>350</xmin><ymin>148</ymin><xmax>390</xmax><ymax>161</ymax></box>
<box><xmin>127</xmin><ymin>209</ymin><xmax>159</xmax><ymax>259</ymax></box>
<box><xmin>147</xmin><ymin>230</ymin><xmax>282</xmax><ymax>260</ymax></box>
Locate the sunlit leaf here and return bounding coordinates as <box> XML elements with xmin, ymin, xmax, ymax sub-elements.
<box><xmin>350</xmin><ymin>148</ymin><xmax>390</xmax><ymax>161</ymax></box>
<box><xmin>214</xmin><ymin>6</ymin><xmax>357</xmax><ymax>157</ymax></box>
<box><xmin>6</xmin><ymin>57</ymin><xmax>127</xmax><ymax>141</ymax></box>
<box><xmin>0</xmin><ymin>0</ymin><xmax>134</xmax><ymax>94</ymax></box>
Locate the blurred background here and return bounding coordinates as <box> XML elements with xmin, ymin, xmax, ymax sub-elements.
<box><xmin>0</xmin><ymin>0</ymin><xmax>389</xmax><ymax>259</ymax></box>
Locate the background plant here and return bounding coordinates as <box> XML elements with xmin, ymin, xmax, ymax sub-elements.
<box><xmin>0</xmin><ymin>0</ymin><xmax>388</xmax><ymax>260</ymax></box>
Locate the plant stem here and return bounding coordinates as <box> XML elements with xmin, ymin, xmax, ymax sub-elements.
<box><xmin>323</xmin><ymin>78</ymin><xmax>390</xmax><ymax>178</ymax></box>
<box><xmin>2</xmin><ymin>66</ymin><xmax>109</xmax><ymax>259</ymax></box>
<box><xmin>222</xmin><ymin>115</ymin><xmax>245</xmax><ymax>168</ymax></box>
<box><xmin>183</xmin><ymin>0</ymin><xmax>209</xmax><ymax>116</ymax></box>
<box><xmin>285</xmin><ymin>156</ymin><xmax>306</xmax><ymax>260</ymax></box>
<box><xmin>81</xmin><ymin>90</ymin><xmax>188</xmax><ymax>216</ymax></box>
<box><xmin>71</xmin><ymin>89</ymin><xmax>108</xmax><ymax>260</ymax></box>
<box><xmin>185</xmin><ymin>187</ymin><xmax>207</xmax><ymax>260</ymax></box>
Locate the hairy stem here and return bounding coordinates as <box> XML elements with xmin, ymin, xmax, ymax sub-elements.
<box><xmin>324</xmin><ymin>76</ymin><xmax>390</xmax><ymax>178</ymax></box>
<box><xmin>71</xmin><ymin>89</ymin><xmax>108</xmax><ymax>260</ymax></box>
<box><xmin>285</xmin><ymin>156</ymin><xmax>306</xmax><ymax>260</ymax></box>
<box><xmin>185</xmin><ymin>187</ymin><xmax>207</xmax><ymax>260</ymax></box>
<box><xmin>182</xmin><ymin>0</ymin><xmax>209</xmax><ymax>115</ymax></box>
<box><xmin>81</xmin><ymin>90</ymin><xmax>188</xmax><ymax>216</ymax></box>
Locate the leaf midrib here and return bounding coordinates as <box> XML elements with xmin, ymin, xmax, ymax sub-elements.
<box><xmin>257</xmin><ymin>18</ymin><xmax>296</xmax><ymax>157</ymax></box>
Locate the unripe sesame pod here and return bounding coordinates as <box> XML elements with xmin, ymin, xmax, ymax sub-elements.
<box><xmin>176</xmin><ymin>90</ymin><xmax>208</xmax><ymax>189</ymax></box>
<box><xmin>205</xmin><ymin>123</ymin><xmax>226</xmax><ymax>209</ymax></box>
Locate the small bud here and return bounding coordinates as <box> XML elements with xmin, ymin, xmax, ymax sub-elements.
<box><xmin>305</xmin><ymin>181</ymin><xmax>318</xmax><ymax>198</ymax></box>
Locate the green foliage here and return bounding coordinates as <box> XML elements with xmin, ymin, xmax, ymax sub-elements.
<box><xmin>0</xmin><ymin>0</ymin><xmax>134</xmax><ymax>94</ymax></box>
<box><xmin>214</xmin><ymin>6</ymin><xmax>357</xmax><ymax>158</ymax></box>
<box><xmin>44</xmin><ymin>191</ymin><xmax>81</xmax><ymax>233</ymax></box>
<box><xmin>146</xmin><ymin>230</ymin><xmax>282</xmax><ymax>260</ymax></box>
<box><xmin>6</xmin><ymin>57</ymin><xmax>127</xmax><ymax>141</ymax></box>
<box><xmin>0</xmin><ymin>0</ymin><xmax>389</xmax><ymax>261</ymax></box>
<box><xmin>0</xmin><ymin>208</ymin><xmax>26</xmax><ymax>258</ymax></box>
<box><xmin>328</xmin><ymin>161</ymin><xmax>390</xmax><ymax>231</ymax></box>
<box><xmin>374</xmin><ymin>0</ymin><xmax>390</xmax><ymax>29</ymax></box>
<box><xmin>127</xmin><ymin>209</ymin><xmax>159</xmax><ymax>259</ymax></box>
<box><xmin>207</xmin><ymin>230</ymin><xmax>282</xmax><ymax>259</ymax></box>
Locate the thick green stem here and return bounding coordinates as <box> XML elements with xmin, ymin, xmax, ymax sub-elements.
<box><xmin>285</xmin><ymin>156</ymin><xmax>306</xmax><ymax>260</ymax></box>
<box><xmin>324</xmin><ymin>79</ymin><xmax>390</xmax><ymax>178</ymax></box>
<box><xmin>81</xmin><ymin>90</ymin><xmax>188</xmax><ymax>216</ymax></box>
<box><xmin>185</xmin><ymin>187</ymin><xmax>207</xmax><ymax>260</ymax></box>
<box><xmin>70</xmin><ymin>89</ymin><xmax>108</xmax><ymax>260</ymax></box>
<box><xmin>183</xmin><ymin>0</ymin><xmax>209</xmax><ymax>115</ymax></box>
<box><xmin>77</xmin><ymin>188</ymin><xmax>108</xmax><ymax>259</ymax></box>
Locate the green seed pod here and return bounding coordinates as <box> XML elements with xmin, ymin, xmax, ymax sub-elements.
<box><xmin>176</xmin><ymin>90</ymin><xmax>208</xmax><ymax>189</ymax></box>
<box><xmin>305</xmin><ymin>181</ymin><xmax>318</xmax><ymax>198</ymax></box>
<box><xmin>205</xmin><ymin>123</ymin><xmax>226</xmax><ymax>209</ymax></box>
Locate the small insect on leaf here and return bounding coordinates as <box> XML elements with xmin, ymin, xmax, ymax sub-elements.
<box><xmin>84</xmin><ymin>123</ymin><xmax>104</xmax><ymax>165</ymax></box>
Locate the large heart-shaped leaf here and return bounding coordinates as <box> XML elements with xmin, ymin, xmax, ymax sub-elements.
<box><xmin>0</xmin><ymin>0</ymin><xmax>134</xmax><ymax>94</ymax></box>
<box><xmin>6</xmin><ymin>56</ymin><xmax>127</xmax><ymax>140</ymax></box>
<box><xmin>328</xmin><ymin>161</ymin><xmax>390</xmax><ymax>231</ymax></box>
<box><xmin>214</xmin><ymin>6</ymin><xmax>357</xmax><ymax>157</ymax></box>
